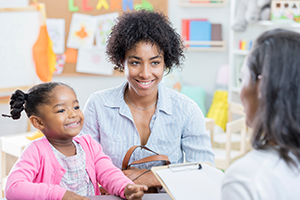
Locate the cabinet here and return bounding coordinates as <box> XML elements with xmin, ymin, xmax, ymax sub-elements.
<box><xmin>1</xmin><ymin>132</ymin><xmax>34</xmax><ymax>197</ymax></box>
<box><xmin>228</xmin><ymin>0</ymin><xmax>300</xmax><ymax>103</ymax></box>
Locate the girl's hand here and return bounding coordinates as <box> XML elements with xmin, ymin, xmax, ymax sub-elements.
<box><xmin>124</xmin><ymin>184</ymin><xmax>148</xmax><ymax>200</ymax></box>
<box><xmin>62</xmin><ymin>190</ymin><xmax>90</xmax><ymax>200</ymax></box>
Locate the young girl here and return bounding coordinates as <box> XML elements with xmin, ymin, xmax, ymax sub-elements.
<box><xmin>3</xmin><ymin>82</ymin><xmax>147</xmax><ymax>200</ymax></box>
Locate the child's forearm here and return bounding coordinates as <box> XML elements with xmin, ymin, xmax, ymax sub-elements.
<box><xmin>5</xmin><ymin>180</ymin><xmax>66</xmax><ymax>200</ymax></box>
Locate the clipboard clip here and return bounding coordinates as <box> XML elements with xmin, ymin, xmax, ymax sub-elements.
<box><xmin>169</xmin><ymin>162</ymin><xmax>202</xmax><ymax>172</ymax></box>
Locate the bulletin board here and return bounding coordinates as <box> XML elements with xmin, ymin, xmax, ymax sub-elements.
<box><xmin>28</xmin><ymin>0</ymin><xmax>168</xmax><ymax>77</ymax></box>
<box><xmin>0</xmin><ymin>6</ymin><xmax>41</xmax><ymax>92</ymax></box>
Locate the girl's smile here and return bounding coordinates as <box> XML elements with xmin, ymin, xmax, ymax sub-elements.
<box><xmin>36</xmin><ymin>85</ymin><xmax>84</xmax><ymax>142</ymax></box>
<box><xmin>64</xmin><ymin>121</ymin><xmax>81</xmax><ymax>128</ymax></box>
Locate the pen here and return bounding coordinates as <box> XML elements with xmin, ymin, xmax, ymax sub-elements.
<box><xmin>169</xmin><ymin>163</ymin><xmax>202</xmax><ymax>172</ymax></box>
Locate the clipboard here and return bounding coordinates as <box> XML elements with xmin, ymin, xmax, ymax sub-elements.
<box><xmin>151</xmin><ymin>163</ymin><xmax>224</xmax><ymax>200</ymax></box>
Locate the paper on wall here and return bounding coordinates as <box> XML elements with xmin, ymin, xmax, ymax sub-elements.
<box><xmin>94</xmin><ymin>12</ymin><xmax>119</xmax><ymax>48</ymax></box>
<box><xmin>67</xmin><ymin>13</ymin><xmax>96</xmax><ymax>49</ymax></box>
<box><xmin>53</xmin><ymin>54</ymin><xmax>66</xmax><ymax>75</ymax></box>
<box><xmin>0</xmin><ymin>11</ymin><xmax>41</xmax><ymax>89</ymax></box>
<box><xmin>76</xmin><ymin>46</ymin><xmax>113</xmax><ymax>75</ymax></box>
<box><xmin>46</xmin><ymin>18</ymin><xmax>65</xmax><ymax>54</ymax></box>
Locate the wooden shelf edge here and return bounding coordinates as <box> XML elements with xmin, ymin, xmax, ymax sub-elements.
<box><xmin>0</xmin><ymin>86</ymin><xmax>31</xmax><ymax>94</ymax></box>
<box><xmin>185</xmin><ymin>40</ymin><xmax>226</xmax><ymax>51</ymax></box>
<box><xmin>0</xmin><ymin>6</ymin><xmax>38</xmax><ymax>12</ymax></box>
<box><xmin>180</xmin><ymin>2</ymin><xmax>226</xmax><ymax>7</ymax></box>
<box><xmin>187</xmin><ymin>47</ymin><xmax>225</xmax><ymax>51</ymax></box>
<box><xmin>232</xmin><ymin>49</ymin><xmax>249</xmax><ymax>56</ymax></box>
<box><xmin>258</xmin><ymin>20</ymin><xmax>300</xmax><ymax>28</ymax></box>
<box><xmin>230</xmin><ymin>87</ymin><xmax>241</xmax><ymax>93</ymax></box>
<box><xmin>179</xmin><ymin>0</ymin><xmax>227</xmax><ymax>7</ymax></box>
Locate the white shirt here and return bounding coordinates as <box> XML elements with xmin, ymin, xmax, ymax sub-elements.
<box><xmin>222</xmin><ymin>148</ymin><xmax>300</xmax><ymax>200</ymax></box>
<box><xmin>50</xmin><ymin>140</ymin><xmax>95</xmax><ymax>196</ymax></box>
<box><xmin>80</xmin><ymin>82</ymin><xmax>215</xmax><ymax>169</ymax></box>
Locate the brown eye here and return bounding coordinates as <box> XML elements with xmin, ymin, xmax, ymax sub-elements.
<box><xmin>130</xmin><ymin>61</ymin><xmax>139</xmax><ymax>65</ymax></box>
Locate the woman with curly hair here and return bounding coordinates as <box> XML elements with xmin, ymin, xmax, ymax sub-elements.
<box><xmin>80</xmin><ymin>9</ymin><xmax>214</xmax><ymax>190</ymax></box>
<box><xmin>222</xmin><ymin>29</ymin><xmax>300</xmax><ymax>199</ymax></box>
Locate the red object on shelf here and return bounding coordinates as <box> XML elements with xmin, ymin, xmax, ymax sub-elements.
<box><xmin>182</xmin><ymin>19</ymin><xmax>190</xmax><ymax>46</ymax></box>
<box><xmin>182</xmin><ymin>18</ymin><xmax>207</xmax><ymax>47</ymax></box>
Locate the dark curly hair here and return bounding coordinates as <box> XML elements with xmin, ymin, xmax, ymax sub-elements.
<box><xmin>247</xmin><ymin>29</ymin><xmax>300</xmax><ymax>168</ymax></box>
<box><xmin>3</xmin><ymin>82</ymin><xmax>73</xmax><ymax>120</ymax></box>
<box><xmin>106</xmin><ymin>9</ymin><xmax>185</xmax><ymax>74</ymax></box>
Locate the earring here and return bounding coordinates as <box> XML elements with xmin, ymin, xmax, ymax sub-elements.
<box><xmin>257</xmin><ymin>75</ymin><xmax>262</xmax><ymax>80</ymax></box>
<box><xmin>257</xmin><ymin>75</ymin><xmax>262</xmax><ymax>99</ymax></box>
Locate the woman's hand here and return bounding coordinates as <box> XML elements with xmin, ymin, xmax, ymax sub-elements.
<box><xmin>62</xmin><ymin>190</ymin><xmax>90</xmax><ymax>200</ymax></box>
<box><xmin>124</xmin><ymin>184</ymin><xmax>148</xmax><ymax>200</ymax></box>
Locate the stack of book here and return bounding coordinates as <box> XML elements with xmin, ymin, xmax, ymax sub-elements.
<box><xmin>182</xmin><ymin>19</ymin><xmax>222</xmax><ymax>48</ymax></box>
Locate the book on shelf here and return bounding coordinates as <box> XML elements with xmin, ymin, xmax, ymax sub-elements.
<box><xmin>181</xmin><ymin>19</ymin><xmax>190</xmax><ymax>46</ymax></box>
<box><xmin>182</xmin><ymin>18</ymin><xmax>207</xmax><ymax>47</ymax></box>
<box><xmin>189</xmin><ymin>20</ymin><xmax>211</xmax><ymax>47</ymax></box>
<box><xmin>211</xmin><ymin>23</ymin><xmax>222</xmax><ymax>47</ymax></box>
<box><xmin>181</xmin><ymin>19</ymin><xmax>223</xmax><ymax>48</ymax></box>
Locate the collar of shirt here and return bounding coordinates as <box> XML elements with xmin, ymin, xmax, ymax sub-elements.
<box><xmin>103</xmin><ymin>82</ymin><xmax>172</xmax><ymax>115</ymax></box>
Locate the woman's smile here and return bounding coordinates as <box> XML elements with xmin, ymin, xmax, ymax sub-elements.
<box><xmin>124</xmin><ymin>41</ymin><xmax>165</xmax><ymax>98</ymax></box>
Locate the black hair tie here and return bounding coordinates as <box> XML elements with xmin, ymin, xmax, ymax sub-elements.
<box><xmin>2</xmin><ymin>114</ymin><xmax>12</xmax><ymax>118</ymax></box>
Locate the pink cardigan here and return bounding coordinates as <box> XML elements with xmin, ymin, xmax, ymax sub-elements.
<box><xmin>5</xmin><ymin>135</ymin><xmax>133</xmax><ymax>200</ymax></box>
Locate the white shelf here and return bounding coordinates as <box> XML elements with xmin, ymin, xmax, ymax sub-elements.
<box><xmin>179</xmin><ymin>0</ymin><xmax>227</xmax><ymax>7</ymax></box>
<box><xmin>187</xmin><ymin>47</ymin><xmax>225</xmax><ymax>51</ymax></box>
<box><xmin>232</xmin><ymin>49</ymin><xmax>249</xmax><ymax>56</ymax></box>
<box><xmin>227</xmin><ymin>0</ymin><xmax>300</xmax><ymax>103</ymax></box>
<box><xmin>184</xmin><ymin>40</ymin><xmax>226</xmax><ymax>52</ymax></box>
<box><xmin>231</xmin><ymin>86</ymin><xmax>240</xmax><ymax>93</ymax></box>
<box><xmin>258</xmin><ymin>20</ymin><xmax>300</xmax><ymax>29</ymax></box>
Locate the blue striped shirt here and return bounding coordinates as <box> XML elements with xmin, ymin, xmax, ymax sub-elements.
<box><xmin>80</xmin><ymin>82</ymin><xmax>215</xmax><ymax>169</ymax></box>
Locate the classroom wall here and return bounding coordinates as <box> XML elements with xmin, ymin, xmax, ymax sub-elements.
<box><xmin>0</xmin><ymin>0</ymin><xmax>231</xmax><ymax>136</ymax></box>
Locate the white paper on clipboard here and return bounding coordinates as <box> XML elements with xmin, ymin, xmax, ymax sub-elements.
<box><xmin>152</xmin><ymin>163</ymin><xmax>224</xmax><ymax>200</ymax></box>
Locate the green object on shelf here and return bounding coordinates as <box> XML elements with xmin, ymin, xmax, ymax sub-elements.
<box><xmin>134</xmin><ymin>0</ymin><xmax>154</xmax><ymax>11</ymax></box>
<box><xmin>181</xmin><ymin>85</ymin><xmax>207</xmax><ymax>116</ymax></box>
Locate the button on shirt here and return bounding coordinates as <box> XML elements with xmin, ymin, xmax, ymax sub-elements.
<box><xmin>80</xmin><ymin>82</ymin><xmax>215</xmax><ymax>169</ymax></box>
